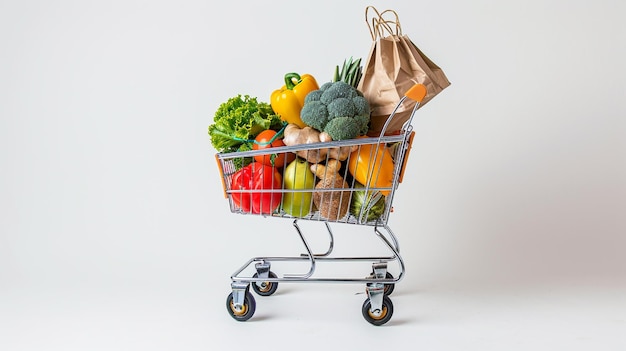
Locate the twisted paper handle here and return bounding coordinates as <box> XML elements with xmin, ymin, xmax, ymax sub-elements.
<box><xmin>365</xmin><ymin>6</ymin><xmax>402</xmax><ymax>40</ymax></box>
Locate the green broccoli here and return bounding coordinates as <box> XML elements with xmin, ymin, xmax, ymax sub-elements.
<box><xmin>304</xmin><ymin>89</ymin><xmax>323</xmax><ymax>103</ymax></box>
<box><xmin>320</xmin><ymin>81</ymin><xmax>358</xmax><ymax>104</ymax></box>
<box><xmin>300</xmin><ymin>81</ymin><xmax>370</xmax><ymax>140</ymax></box>
<box><xmin>324</xmin><ymin>117</ymin><xmax>360</xmax><ymax>141</ymax></box>
<box><xmin>299</xmin><ymin>100</ymin><xmax>328</xmax><ymax>131</ymax></box>
<box><xmin>327</xmin><ymin>98</ymin><xmax>355</xmax><ymax>119</ymax></box>
<box><xmin>353</xmin><ymin>114</ymin><xmax>370</xmax><ymax>135</ymax></box>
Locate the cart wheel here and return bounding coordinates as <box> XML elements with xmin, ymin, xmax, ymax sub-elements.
<box><xmin>383</xmin><ymin>272</ymin><xmax>395</xmax><ymax>296</ymax></box>
<box><xmin>251</xmin><ymin>271</ymin><xmax>279</xmax><ymax>296</ymax></box>
<box><xmin>366</xmin><ymin>272</ymin><xmax>396</xmax><ymax>296</ymax></box>
<box><xmin>226</xmin><ymin>291</ymin><xmax>256</xmax><ymax>322</ymax></box>
<box><xmin>362</xmin><ymin>296</ymin><xmax>394</xmax><ymax>326</ymax></box>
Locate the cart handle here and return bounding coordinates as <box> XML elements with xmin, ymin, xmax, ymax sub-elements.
<box><xmin>395</xmin><ymin>84</ymin><xmax>425</xmax><ymax>183</ymax></box>
<box><xmin>405</xmin><ymin>83</ymin><xmax>427</xmax><ymax>103</ymax></box>
<box><xmin>375</xmin><ymin>83</ymin><xmax>427</xmax><ymax>139</ymax></box>
<box><xmin>398</xmin><ymin>131</ymin><xmax>416</xmax><ymax>184</ymax></box>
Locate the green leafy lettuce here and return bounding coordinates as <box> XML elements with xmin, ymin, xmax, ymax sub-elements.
<box><xmin>208</xmin><ymin>94</ymin><xmax>283</xmax><ymax>153</ymax></box>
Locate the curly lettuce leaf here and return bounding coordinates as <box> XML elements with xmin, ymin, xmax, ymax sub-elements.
<box><xmin>232</xmin><ymin>141</ymin><xmax>254</xmax><ymax>170</ymax></box>
<box><xmin>208</xmin><ymin>95</ymin><xmax>283</xmax><ymax>152</ymax></box>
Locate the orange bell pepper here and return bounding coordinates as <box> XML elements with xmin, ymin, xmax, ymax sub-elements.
<box><xmin>348</xmin><ymin>140</ymin><xmax>395</xmax><ymax>196</ymax></box>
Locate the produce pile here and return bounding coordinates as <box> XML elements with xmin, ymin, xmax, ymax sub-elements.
<box><xmin>209</xmin><ymin>58</ymin><xmax>395</xmax><ymax>223</ymax></box>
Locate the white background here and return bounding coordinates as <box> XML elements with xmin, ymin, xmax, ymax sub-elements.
<box><xmin>1</xmin><ymin>0</ymin><xmax>625</xmax><ymax>350</ymax></box>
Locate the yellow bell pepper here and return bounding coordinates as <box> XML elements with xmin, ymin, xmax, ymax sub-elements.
<box><xmin>270</xmin><ymin>73</ymin><xmax>319</xmax><ymax>128</ymax></box>
<box><xmin>348</xmin><ymin>139</ymin><xmax>395</xmax><ymax>196</ymax></box>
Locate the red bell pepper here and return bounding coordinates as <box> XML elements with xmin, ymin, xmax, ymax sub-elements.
<box><xmin>230</xmin><ymin>162</ymin><xmax>283</xmax><ymax>214</ymax></box>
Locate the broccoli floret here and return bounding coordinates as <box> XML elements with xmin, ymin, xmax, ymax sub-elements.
<box><xmin>319</xmin><ymin>81</ymin><xmax>334</xmax><ymax>91</ymax></box>
<box><xmin>320</xmin><ymin>81</ymin><xmax>357</xmax><ymax>105</ymax></box>
<box><xmin>327</xmin><ymin>97</ymin><xmax>355</xmax><ymax>119</ymax></box>
<box><xmin>353</xmin><ymin>114</ymin><xmax>370</xmax><ymax>135</ymax></box>
<box><xmin>300</xmin><ymin>100</ymin><xmax>329</xmax><ymax>131</ymax></box>
<box><xmin>304</xmin><ymin>89</ymin><xmax>323</xmax><ymax>103</ymax></box>
<box><xmin>352</xmin><ymin>95</ymin><xmax>370</xmax><ymax>116</ymax></box>
<box><xmin>299</xmin><ymin>81</ymin><xmax>371</xmax><ymax>141</ymax></box>
<box><xmin>323</xmin><ymin>117</ymin><xmax>360</xmax><ymax>141</ymax></box>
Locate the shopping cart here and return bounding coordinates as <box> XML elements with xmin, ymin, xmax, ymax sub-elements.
<box><xmin>214</xmin><ymin>84</ymin><xmax>427</xmax><ymax>325</ymax></box>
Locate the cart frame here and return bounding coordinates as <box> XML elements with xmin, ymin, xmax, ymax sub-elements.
<box><xmin>216</xmin><ymin>84</ymin><xmax>427</xmax><ymax>325</ymax></box>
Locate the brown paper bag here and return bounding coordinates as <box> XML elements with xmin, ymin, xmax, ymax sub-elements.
<box><xmin>358</xmin><ymin>6</ymin><xmax>451</xmax><ymax>136</ymax></box>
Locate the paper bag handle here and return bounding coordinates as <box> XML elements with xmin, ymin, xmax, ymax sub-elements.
<box><xmin>365</xmin><ymin>6</ymin><xmax>402</xmax><ymax>40</ymax></box>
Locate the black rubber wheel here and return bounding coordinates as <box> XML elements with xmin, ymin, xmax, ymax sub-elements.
<box><xmin>251</xmin><ymin>271</ymin><xmax>279</xmax><ymax>296</ymax></box>
<box><xmin>383</xmin><ymin>272</ymin><xmax>395</xmax><ymax>296</ymax></box>
<box><xmin>362</xmin><ymin>295</ymin><xmax>394</xmax><ymax>326</ymax></box>
<box><xmin>226</xmin><ymin>291</ymin><xmax>256</xmax><ymax>322</ymax></box>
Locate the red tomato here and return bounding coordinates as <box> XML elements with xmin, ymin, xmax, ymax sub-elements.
<box><xmin>253</xmin><ymin>129</ymin><xmax>295</xmax><ymax>168</ymax></box>
<box><xmin>230</xmin><ymin>162</ymin><xmax>283</xmax><ymax>214</ymax></box>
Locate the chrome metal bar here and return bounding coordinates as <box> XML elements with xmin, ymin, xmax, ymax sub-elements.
<box><xmin>283</xmin><ymin>220</ymin><xmax>316</xmax><ymax>279</ymax></box>
<box><xmin>230</xmin><ymin>257</ymin><xmax>258</xmax><ymax>280</ymax></box>
<box><xmin>216</xmin><ymin>134</ymin><xmax>406</xmax><ymax>161</ymax></box>
<box><xmin>374</xmin><ymin>225</ymin><xmax>405</xmax><ymax>282</ymax></box>
<box><xmin>230</xmin><ymin>257</ymin><xmax>400</xmax><ymax>284</ymax></box>
<box><xmin>322</xmin><ymin>222</ymin><xmax>335</xmax><ymax>256</ymax></box>
<box><xmin>240</xmin><ymin>255</ymin><xmax>397</xmax><ymax>263</ymax></box>
<box><xmin>377</xmin><ymin>225</ymin><xmax>401</xmax><ymax>254</ymax></box>
<box><xmin>231</xmin><ymin>275</ymin><xmax>399</xmax><ymax>284</ymax></box>
<box><xmin>300</xmin><ymin>221</ymin><xmax>335</xmax><ymax>257</ymax></box>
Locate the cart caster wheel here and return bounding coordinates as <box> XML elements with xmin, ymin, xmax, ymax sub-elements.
<box><xmin>251</xmin><ymin>271</ymin><xmax>278</xmax><ymax>296</ymax></box>
<box><xmin>383</xmin><ymin>272</ymin><xmax>395</xmax><ymax>296</ymax></box>
<box><xmin>366</xmin><ymin>272</ymin><xmax>396</xmax><ymax>296</ymax></box>
<box><xmin>226</xmin><ymin>291</ymin><xmax>256</xmax><ymax>322</ymax></box>
<box><xmin>362</xmin><ymin>296</ymin><xmax>394</xmax><ymax>326</ymax></box>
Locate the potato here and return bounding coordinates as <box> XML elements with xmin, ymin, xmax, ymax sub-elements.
<box><xmin>310</xmin><ymin>159</ymin><xmax>350</xmax><ymax>221</ymax></box>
